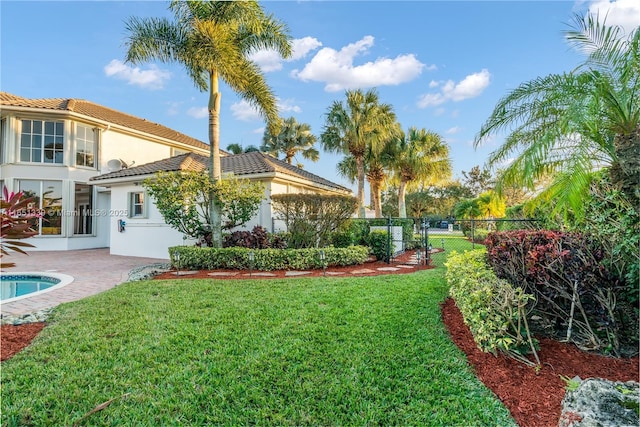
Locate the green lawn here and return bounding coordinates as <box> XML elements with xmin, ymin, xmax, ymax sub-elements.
<box><xmin>1</xmin><ymin>265</ymin><xmax>514</xmax><ymax>426</ymax></box>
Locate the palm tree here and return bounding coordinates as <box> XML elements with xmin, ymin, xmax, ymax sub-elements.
<box><xmin>391</xmin><ymin>127</ymin><xmax>452</xmax><ymax>218</ymax></box>
<box><xmin>125</xmin><ymin>0</ymin><xmax>292</xmax><ymax>246</ymax></box>
<box><xmin>321</xmin><ymin>89</ymin><xmax>398</xmax><ymax>218</ymax></box>
<box><xmin>261</xmin><ymin>116</ymin><xmax>319</xmax><ymax>167</ymax></box>
<box><xmin>474</xmin><ymin>14</ymin><xmax>639</xmax><ymax>216</ymax></box>
<box><xmin>226</xmin><ymin>143</ymin><xmax>260</xmax><ymax>154</ymax></box>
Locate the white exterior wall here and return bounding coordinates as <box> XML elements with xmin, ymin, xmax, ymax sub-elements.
<box><xmin>0</xmin><ymin>111</ymin><xmax>202</xmax><ymax>254</ymax></box>
<box><xmin>108</xmin><ymin>183</ymin><xmax>197</xmax><ymax>259</ymax></box>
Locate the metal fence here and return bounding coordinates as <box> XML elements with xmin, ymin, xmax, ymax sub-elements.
<box><xmin>361</xmin><ymin>217</ymin><xmax>540</xmax><ymax>267</ymax></box>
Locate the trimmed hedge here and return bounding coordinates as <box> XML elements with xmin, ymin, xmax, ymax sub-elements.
<box><xmin>169</xmin><ymin>245</ymin><xmax>369</xmax><ymax>271</ymax></box>
<box><xmin>446</xmin><ymin>250</ymin><xmax>539</xmax><ymax>366</ymax></box>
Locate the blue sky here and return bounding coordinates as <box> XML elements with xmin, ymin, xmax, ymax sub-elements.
<box><xmin>2</xmin><ymin>0</ymin><xmax>639</xmax><ymax>193</ymax></box>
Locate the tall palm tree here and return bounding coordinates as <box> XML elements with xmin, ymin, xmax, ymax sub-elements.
<box><xmin>391</xmin><ymin>127</ymin><xmax>451</xmax><ymax>218</ymax></box>
<box><xmin>261</xmin><ymin>116</ymin><xmax>319</xmax><ymax>167</ymax></box>
<box><xmin>365</xmin><ymin>131</ymin><xmax>401</xmax><ymax>218</ymax></box>
<box><xmin>125</xmin><ymin>0</ymin><xmax>292</xmax><ymax>246</ymax></box>
<box><xmin>321</xmin><ymin>89</ymin><xmax>397</xmax><ymax>218</ymax></box>
<box><xmin>474</xmin><ymin>14</ymin><xmax>639</xmax><ymax>216</ymax></box>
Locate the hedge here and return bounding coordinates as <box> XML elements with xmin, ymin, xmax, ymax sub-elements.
<box><xmin>168</xmin><ymin>245</ymin><xmax>370</xmax><ymax>271</ymax></box>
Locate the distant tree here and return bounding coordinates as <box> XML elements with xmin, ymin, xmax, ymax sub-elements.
<box><xmin>321</xmin><ymin>88</ymin><xmax>397</xmax><ymax>217</ymax></box>
<box><xmin>226</xmin><ymin>143</ymin><xmax>260</xmax><ymax>154</ymax></box>
<box><xmin>461</xmin><ymin>165</ymin><xmax>494</xmax><ymax>197</ymax></box>
<box><xmin>261</xmin><ymin>116</ymin><xmax>319</xmax><ymax>168</ymax></box>
<box><xmin>391</xmin><ymin>127</ymin><xmax>452</xmax><ymax>218</ymax></box>
<box><xmin>125</xmin><ymin>0</ymin><xmax>292</xmax><ymax>247</ymax></box>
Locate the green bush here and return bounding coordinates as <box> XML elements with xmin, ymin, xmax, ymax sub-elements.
<box><xmin>169</xmin><ymin>245</ymin><xmax>369</xmax><ymax>271</ymax></box>
<box><xmin>366</xmin><ymin>230</ymin><xmax>394</xmax><ymax>262</ymax></box>
<box><xmin>471</xmin><ymin>228</ymin><xmax>489</xmax><ymax>243</ymax></box>
<box><xmin>446</xmin><ymin>250</ymin><xmax>539</xmax><ymax>366</ymax></box>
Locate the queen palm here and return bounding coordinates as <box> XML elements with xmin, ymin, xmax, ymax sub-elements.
<box><xmin>475</xmin><ymin>14</ymin><xmax>639</xmax><ymax>216</ymax></box>
<box><xmin>261</xmin><ymin>116</ymin><xmax>319</xmax><ymax>168</ymax></box>
<box><xmin>321</xmin><ymin>89</ymin><xmax>397</xmax><ymax>218</ymax></box>
<box><xmin>392</xmin><ymin>127</ymin><xmax>451</xmax><ymax>218</ymax></box>
<box><xmin>125</xmin><ymin>0</ymin><xmax>292</xmax><ymax>246</ymax></box>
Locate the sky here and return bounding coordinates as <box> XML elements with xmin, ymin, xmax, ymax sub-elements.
<box><xmin>2</xmin><ymin>0</ymin><xmax>639</xmax><ymax>194</ymax></box>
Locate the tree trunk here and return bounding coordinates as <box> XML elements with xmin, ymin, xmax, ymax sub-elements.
<box><xmin>371</xmin><ymin>179</ymin><xmax>382</xmax><ymax>218</ymax></box>
<box><xmin>398</xmin><ymin>180</ymin><xmax>407</xmax><ymax>218</ymax></box>
<box><xmin>356</xmin><ymin>155</ymin><xmax>366</xmax><ymax>218</ymax></box>
<box><xmin>208</xmin><ymin>70</ymin><xmax>223</xmax><ymax>247</ymax></box>
<box><xmin>609</xmin><ymin>125</ymin><xmax>640</xmax><ymax>213</ymax></box>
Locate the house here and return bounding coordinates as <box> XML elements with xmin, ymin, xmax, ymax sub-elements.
<box><xmin>90</xmin><ymin>151</ymin><xmax>352</xmax><ymax>258</ymax></box>
<box><xmin>0</xmin><ymin>92</ymin><xmax>351</xmax><ymax>259</ymax></box>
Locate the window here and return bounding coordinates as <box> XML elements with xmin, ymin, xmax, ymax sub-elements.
<box><xmin>20</xmin><ymin>119</ymin><xmax>64</xmax><ymax>164</ymax></box>
<box><xmin>18</xmin><ymin>180</ymin><xmax>63</xmax><ymax>235</ymax></box>
<box><xmin>128</xmin><ymin>191</ymin><xmax>147</xmax><ymax>218</ymax></box>
<box><xmin>0</xmin><ymin>118</ymin><xmax>6</xmax><ymax>164</ymax></box>
<box><xmin>75</xmin><ymin>125</ymin><xmax>96</xmax><ymax>168</ymax></box>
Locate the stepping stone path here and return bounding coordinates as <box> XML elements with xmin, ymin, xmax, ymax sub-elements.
<box><xmin>208</xmin><ymin>272</ymin><xmax>239</xmax><ymax>277</ymax></box>
<box><xmin>326</xmin><ymin>272</ymin><xmax>345</xmax><ymax>276</ymax></box>
<box><xmin>244</xmin><ymin>272</ymin><xmax>277</xmax><ymax>277</ymax></box>
<box><xmin>173</xmin><ymin>271</ymin><xmax>199</xmax><ymax>276</ymax></box>
<box><xmin>285</xmin><ymin>271</ymin><xmax>312</xmax><ymax>277</ymax></box>
<box><xmin>350</xmin><ymin>268</ymin><xmax>376</xmax><ymax>274</ymax></box>
<box><xmin>377</xmin><ymin>267</ymin><xmax>400</xmax><ymax>272</ymax></box>
<box><xmin>397</xmin><ymin>265</ymin><xmax>416</xmax><ymax>269</ymax></box>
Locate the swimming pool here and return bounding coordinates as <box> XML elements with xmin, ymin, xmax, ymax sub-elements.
<box><xmin>0</xmin><ymin>272</ymin><xmax>74</xmax><ymax>303</ymax></box>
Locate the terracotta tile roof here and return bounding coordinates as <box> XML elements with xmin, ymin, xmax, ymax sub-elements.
<box><xmin>0</xmin><ymin>92</ymin><xmax>210</xmax><ymax>151</ymax></box>
<box><xmin>91</xmin><ymin>151</ymin><xmax>350</xmax><ymax>192</ymax></box>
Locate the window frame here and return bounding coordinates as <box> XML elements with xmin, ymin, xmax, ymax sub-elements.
<box><xmin>19</xmin><ymin>119</ymin><xmax>65</xmax><ymax>164</ymax></box>
<box><xmin>128</xmin><ymin>191</ymin><xmax>148</xmax><ymax>219</ymax></box>
<box><xmin>74</xmin><ymin>124</ymin><xmax>97</xmax><ymax>169</ymax></box>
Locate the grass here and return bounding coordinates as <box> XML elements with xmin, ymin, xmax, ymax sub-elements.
<box><xmin>1</xmin><ymin>242</ymin><xmax>514</xmax><ymax>426</ymax></box>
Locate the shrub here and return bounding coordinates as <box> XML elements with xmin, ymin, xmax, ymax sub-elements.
<box><xmin>485</xmin><ymin>230</ymin><xmax>627</xmax><ymax>355</ymax></box>
<box><xmin>223</xmin><ymin>226</ymin><xmax>270</xmax><ymax>249</ymax></box>
<box><xmin>169</xmin><ymin>245</ymin><xmax>369</xmax><ymax>271</ymax></box>
<box><xmin>446</xmin><ymin>250</ymin><xmax>539</xmax><ymax>366</ymax></box>
<box><xmin>271</xmin><ymin>194</ymin><xmax>357</xmax><ymax>248</ymax></box>
<box><xmin>1</xmin><ymin>187</ymin><xmax>38</xmax><ymax>268</ymax></box>
<box><xmin>471</xmin><ymin>228</ymin><xmax>489</xmax><ymax>243</ymax></box>
<box><xmin>366</xmin><ymin>230</ymin><xmax>394</xmax><ymax>262</ymax></box>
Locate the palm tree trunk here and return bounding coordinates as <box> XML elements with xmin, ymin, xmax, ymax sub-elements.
<box><xmin>209</xmin><ymin>70</ymin><xmax>223</xmax><ymax>247</ymax></box>
<box><xmin>356</xmin><ymin>155</ymin><xmax>366</xmax><ymax>218</ymax></box>
<box><xmin>398</xmin><ymin>180</ymin><xmax>408</xmax><ymax>218</ymax></box>
<box><xmin>371</xmin><ymin>180</ymin><xmax>382</xmax><ymax>218</ymax></box>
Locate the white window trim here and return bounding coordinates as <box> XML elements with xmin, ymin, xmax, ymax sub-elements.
<box><xmin>128</xmin><ymin>191</ymin><xmax>148</xmax><ymax>219</ymax></box>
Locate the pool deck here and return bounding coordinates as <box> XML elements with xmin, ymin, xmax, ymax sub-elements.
<box><xmin>1</xmin><ymin>249</ymin><xmax>167</xmax><ymax>317</ymax></box>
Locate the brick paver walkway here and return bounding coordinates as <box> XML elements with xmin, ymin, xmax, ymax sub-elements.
<box><xmin>1</xmin><ymin>249</ymin><xmax>166</xmax><ymax>316</ymax></box>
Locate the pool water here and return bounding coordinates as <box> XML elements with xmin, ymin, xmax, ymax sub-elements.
<box><xmin>1</xmin><ymin>274</ymin><xmax>61</xmax><ymax>301</ymax></box>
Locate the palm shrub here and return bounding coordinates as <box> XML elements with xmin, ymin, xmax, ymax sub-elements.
<box><xmin>446</xmin><ymin>250</ymin><xmax>539</xmax><ymax>366</ymax></box>
<box><xmin>366</xmin><ymin>230</ymin><xmax>394</xmax><ymax>262</ymax></box>
<box><xmin>1</xmin><ymin>187</ymin><xmax>38</xmax><ymax>268</ymax></box>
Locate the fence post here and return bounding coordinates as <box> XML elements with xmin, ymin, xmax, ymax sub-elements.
<box><xmin>424</xmin><ymin>219</ymin><xmax>430</xmax><ymax>266</ymax></box>
<box><xmin>471</xmin><ymin>219</ymin><xmax>475</xmax><ymax>250</ymax></box>
<box><xmin>386</xmin><ymin>216</ymin><xmax>392</xmax><ymax>264</ymax></box>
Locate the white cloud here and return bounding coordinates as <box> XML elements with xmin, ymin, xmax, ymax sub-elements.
<box><xmin>103</xmin><ymin>59</ymin><xmax>170</xmax><ymax>90</ymax></box>
<box><xmin>277</xmin><ymin>98</ymin><xmax>302</xmax><ymax>114</ymax></box>
<box><xmin>587</xmin><ymin>0</ymin><xmax>640</xmax><ymax>36</ymax></box>
<box><xmin>291</xmin><ymin>37</ymin><xmax>323</xmax><ymax>60</ymax></box>
<box><xmin>166</xmin><ymin>101</ymin><xmax>182</xmax><ymax>116</ymax></box>
<box><xmin>230</xmin><ymin>98</ymin><xmax>303</xmax><ymax>122</ymax></box>
<box><xmin>417</xmin><ymin>69</ymin><xmax>491</xmax><ymax>108</ymax></box>
<box><xmin>230</xmin><ymin>100</ymin><xmax>261</xmax><ymax>122</ymax></box>
<box><xmin>186</xmin><ymin>107</ymin><xmax>208</xmax><ymax>119</ymax></box>
<box><xmin>249</xmin><ymin>36</ymin><xmax>323</xmax><ymax>72</ymax></box>
<box><xmin>446</xmin><ymin>126</ymin><xmax>462</xmax><ymax>135</ymax></box>
<box><xmin>291</xmin><ymin>35</ymin><xmax>428</xmax><ymax>92</ymax></box>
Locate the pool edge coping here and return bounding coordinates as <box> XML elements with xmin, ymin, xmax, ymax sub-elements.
<box><xmin>1</xmin><ymin>272</ymin><xmax>75</xmax><ymax>304</ymax></box>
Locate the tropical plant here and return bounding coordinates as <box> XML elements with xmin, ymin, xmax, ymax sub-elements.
<box><xmin>476</xmin><ymin>191</ymin><xmax>506</xmax><ymax>219</ymax></box>
<box><xmin>321</xmin><ymin>88</ymin><xmax>398</xmax><ymax>218</ymax></box>
<box><xmin>1</xmin><ymin>187</ymin><xmax>38</xmax><ymax>268</ymax></box>
<box><xmin>454</xmin><ymin>198</ymin><xmax>481</xmax><ymax>220</ymax></box>
<box><xmin>125</xmin><ymin>0</ymin><xmax>292</xmax><ymax>247</ymax></box>
<box><xmin>391</xmin><ymin>127</ymin><xmax>452</xmax><ymax>218</ymax></box>
<box><xmin>143</xmin><ymin>171</ymin><xmax>264</xmax><ymax>245</ymax></box>
<box><xmin>261</xmin><ymin>116</ymin><xmax>319</xmax><ymax>168</ymax></box>
<box><xmin>475</xmin><ymin>14</ymin><xmax>640</xmax><ymax>217</ymax></box>
<box><xmin>226</xmin><ymin>143</ymin><xmax>260</xmax><ymax>154</ymax></box>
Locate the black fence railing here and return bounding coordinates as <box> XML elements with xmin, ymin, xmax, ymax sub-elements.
<box><xmin>356</xmin><ymin>217</ymin><xmax>540</xmax><ymax>267</ymax></box>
